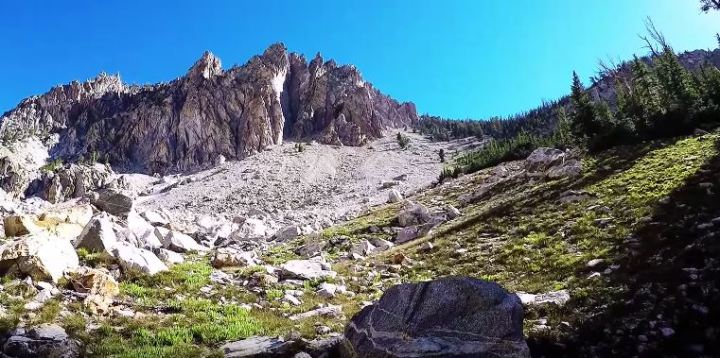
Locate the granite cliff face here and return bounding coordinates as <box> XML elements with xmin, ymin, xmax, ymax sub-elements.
<box><xmin>0</xmin><ymin>44</ymin><xmax>417</xmax><ymax>174</ymax></box>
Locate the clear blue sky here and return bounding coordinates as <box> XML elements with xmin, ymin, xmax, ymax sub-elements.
<box><xmin>1</xmin><ymin>0</ymin><xmax>718</xmax><ymax>119</ymax></box>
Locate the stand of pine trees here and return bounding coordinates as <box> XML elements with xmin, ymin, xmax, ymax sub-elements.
<box><xmin>434</xmin><ymin>30</ymin><xmax>720</xmax><ymax>183</ymax></box>
<box><xmin>571</xmin><ymin>35</ymin><xmax>720</xmax><ymax>151</ymax></box>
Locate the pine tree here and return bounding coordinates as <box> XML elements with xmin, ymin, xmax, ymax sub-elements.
<box><xmin>569</xmin><ymin>71</ymin><xmax>600</xmax><ymax>139</ymax></box>
<box><xmin>700</xmin><ymin>0</ymin><xmax>720</xmax><ymax>12</ymax></box>
<box><xmin>627</xmin><ymin>58</ymin><xmax>663</xmax><ymax>135</ymax></box>
<box><xmin>701</xmin><ymin>66</ymin><xmax>720</xmax><ymax>107</ymax></box>
<box><xmin>553</xmin><ymin>107</ymin><xmax>573</xmax><ymax>148</ymax></box>
<box><xmin>655</xmin><ymin>47</ymin><xmax>700</xmax><ymax>114</ymax></box>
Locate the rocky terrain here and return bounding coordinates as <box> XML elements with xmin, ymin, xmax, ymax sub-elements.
<box><xmin>137</xmin><ymin>131</ymin><xmax>484</xmax><ymax>237</ymax></box>
<box><xmin>0</xmin><ymin>38</ymin><xmax>719</xmax><ymax>358</ymax></box>
<box><xmin>0</xmin><ymin>43</ymin><xmax>417</xmax><ymax>178</ymax></box>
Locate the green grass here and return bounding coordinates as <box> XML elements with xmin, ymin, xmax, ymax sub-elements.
<box><xmin>329</xmin><ymin>134</ymin><xmax>719</xmax><ymax>346</ymax></box>
<box><xmin>7</xmin><ymin>133</ymin><xmax>716</xmax><ymax>357</ymax></box>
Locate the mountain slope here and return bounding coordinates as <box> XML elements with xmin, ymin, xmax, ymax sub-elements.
<box><xmin>0</xmin><ymin>44</ymin><xmax>417</xmax><ymax>174</ymax></box>
<box><xmin>418</xmin><ymin>48</ymin><xmax>720</xmax><ymax>141</ymax></box>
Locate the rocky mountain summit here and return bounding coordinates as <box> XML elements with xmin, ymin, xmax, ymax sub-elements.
<box><xmin>0</xmin><ymin>44</ymin><xmax>417</xmax><ymax>175</ymax></box>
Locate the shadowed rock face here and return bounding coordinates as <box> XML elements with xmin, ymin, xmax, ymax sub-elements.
<box><xmin>0</xmin><ymin>44</ymin><xmax>417</xmax><ymax>174</ymax></box>
<box><xmin>344</xmin><ymin>277</ymin><xmax>530</xmax><ymax>358</ymax></box>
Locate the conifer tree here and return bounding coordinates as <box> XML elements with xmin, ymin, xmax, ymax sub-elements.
<box><xmin>654</xmin><ymin>46</ymin><xmax>700</xmax><ymax>116</ymax></box>
<box><xmin>627</xmin><ymin>58</ymin><xmax>663</xmax><ymax>134</ymax></box>
<box><xmin>569</xmin><ymin>71</ymin><xmax>600</xmax><ymax>139</ymax></box>
<box><xmin>553</xmin><ymin>107</ymin><xmax>573</xmax><ymax>147</ymax></box>
<box><xmin>700</xmin><ymin>0</ymin><xmax>720</xmax><ymax>12</ymax></box>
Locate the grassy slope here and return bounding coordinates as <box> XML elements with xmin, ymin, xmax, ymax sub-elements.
<box><xmin>3</xmin><ymin>133</ymin><xmax>716</xmax><ymax>357</ymax></box>
<box><xmin>314</xmin><ymin>133</ymin><xmax>720</xmax><ymax>356</ymax></box>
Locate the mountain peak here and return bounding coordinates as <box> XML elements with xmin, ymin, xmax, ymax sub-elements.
<box><xmin>187</xmin><ymin>51</ymin><xmax>222</xmax><ymax>80</ymax></box>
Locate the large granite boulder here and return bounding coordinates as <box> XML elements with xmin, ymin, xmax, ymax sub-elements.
<box><xmin>0</xmin><ymin>234</ymin><xmax>79</xmax><ymax>283</ymax></box>
<box><xmin>112</xmin><ymin>243</ymin><xmax>167</xmax><ymax>275</ymax></box>
<box><xmin>74</xmin><ymin>213</ymin><xmax>118</xmax><ymax>254</ymax></box>
<box><xmin>1</xmin><ymin>324</ymin><xmax>82</xmax><ymax>358</ymax></box>
<box><xmin>26</xmin><ymin>163</ymin><xmax>113</xmax><ymax>203</ymax></box>
<box><xmin>279</xmin><ymin>259</ymin><xmax>336</xmax><ymax>281</ymax></box>
<box><xmin>525</xmin><ymin>147</ymin><xmax>582</xmax><ymax>179</ymax></box>
<box><xmin>344</xmin><ymin>277</ymin><xmax>530</xmax><ymax>357</ymax></box>
<box><xmin>91</xmin><ymin>189</ymin><xmax>134</xmax><ymax>218</ymax></box>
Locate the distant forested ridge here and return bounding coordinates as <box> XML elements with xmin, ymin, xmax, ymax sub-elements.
<box><xmin>418</xmin><ymin>47</ymin><xmax>720</xmax><ymax>142</ymax></box>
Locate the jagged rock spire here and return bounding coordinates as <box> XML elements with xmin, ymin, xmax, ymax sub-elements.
<box><xmin>187</xmin><ymin>51</ymin><xmax>222</xmax><ymax>80</ymax></box>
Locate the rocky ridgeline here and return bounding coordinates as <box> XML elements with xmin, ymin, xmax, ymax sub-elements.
<box><xmin>0</xmin><ymin>44</ymin><xmax>417</xmax><ymax>177</ymax></box>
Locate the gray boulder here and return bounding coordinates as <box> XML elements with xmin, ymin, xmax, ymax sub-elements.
<box><xmin>220</xmin><ymin>336</ymin><xmax>302</xmax><ymax>358</ymax></box>
<box><xmin>280</xmin><ymin>259</ymin><xmax>336</xmax><ymax>281</ymax></box>
<box><xmin>387</xmin><ymin>189</ymin><xmax>403</xmax><ymax>203</ymax></box>
<box><xmin>526</xmin><ymin>148</ymin><xmax>582</xmax><ymax>179</ymax></box>
<box><xmin>344</xmin><ymin>277</ymin><xmax>530</xmax><ymax>357</ymax></box>
<box><xmin>112</xmin><ymin>243</ymin><xmax>167</xmax><ymax>275</ymax></box>
<box><xmin>92</xmin><ymin>189</ymin><xmax>133</xmax><ymax>218</ymax></box>
<box><xmin>74</xmin><ymin>213</ymin><xmax>118</xmax><ymax>254</ymax></box>
<box><xmin>153</xmin><ymin>227</ymin><xmax>208</xmax><ymax>253</ymax></box>
<box><xmin>1</xmin><ymin>324</ymin><xmax>82</xmax><ymax>358</ymax></box>
<box><xmin>397</xmin><ymin>201</ymin><xmax>431</xmax><ymax>227</ymax></box>
<box><xmin>547</xmin><ymin>159</ymin><xmax>582</xmax><ymax>179</ymax></box>
<box><xmin>525</xmin><ymin>147</ymin><xmax>565</xmax><ymax>173</ymax></box>
<box><xmin>394</xmin><ymin>223</ymin><xmax>435</xmax><ymax>244</ymax></box>
<box><xmin>275</xmin><ymin>225</ymin><xmax>301</xmax><ymax>241</ymax></box>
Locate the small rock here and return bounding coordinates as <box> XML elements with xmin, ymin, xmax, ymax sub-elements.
<box><xmin>280</xmin><ymin>259</ymin><xmax>337</xmax><ymax>281</ymax></box>
<box><xmin>316</xmin><ymin>283</ymin><xmax>338</xmax><ymax>298</ymax></box>
<box><xmin>221</xmin><ymin>336</ymin><xmax>301</xmax><ymax>358</ymax></box>
<box><xmin>112</xmin><ymin>243</ymin><xmax>168</xmax><ymax>275</ymax></box>
<box><xmin>155</xmin><ymin>248</ymin><xmax>185</xmax><ymax>265</ymax></box>
<box><xmin>275</xmin><ymin>225</ymin><xmax>301</xmax><ymax>241</ymax></box>
<box><xmin>388</xmin><ymin>189</ymin><xmax>403</xmax><ymax>203</ymax></box>
<box><xmin>290</xmin><ymin>305</ymin><xmax>343</xmax><ymax>321</ymax></box>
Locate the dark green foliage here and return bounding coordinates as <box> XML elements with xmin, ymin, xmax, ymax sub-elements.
<box><xmin>418</xmin><ymin>99</ymin><xmax>563</xmax><ymax>142</ymax></box>
<box><xmin>567</xmin><ymin>31</ymin><xmax>720</xmax><ymax>152</ymax></box>
<box><xmin>396</xmin><ymin>133</ymin><xmax>410</xmax><ymax>149</ymax></box>
<box><xmin>431</xmin><ymin>28</ymin><xmax>720</xmax><ymax>183</ymax></box>
<box><xmin>439</xmin><ymin>132</ymin><xmax>561</xmax><ymax>182</ymax></box>
<box><xmin>701</xmin><ymin>0</ymin><xmax>720</xmax><ymax>12</ymax></box>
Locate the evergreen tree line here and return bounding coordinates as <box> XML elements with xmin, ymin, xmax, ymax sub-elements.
<box><xmin>437</xmin><ymin>117</ymin><xmax>573</xmax><ymax>182</ymax></box>
<box><xmin>417</xmin><ymin>99</ymin><xmax>563</xmax><ymax>141</ymax></box>
<box><xmin>435</xmin><ymin>28</ymin><xmax>720</xmax><ymax>182</ymax></box>
<box><xmin>569</xmin><ymin>30</ymin><xmax>720</xmax><ymax>151</ymax></box>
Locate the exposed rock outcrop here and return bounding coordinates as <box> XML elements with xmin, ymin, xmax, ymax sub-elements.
<box><xmin>344</xmin><ymin>277</ymin><xmax>530</xmax><ymax>357</ymax></box>
<box><xmin>0</xmin><ymin>44</ymin><xmax>417</xmax><ymax>175</ymax></box>
<box><xmin>0</xmin><ymin>234</ymin><xmax>79</xmax><ymax>282</ymax></box>
<box><xmin>1</xmin><ymin>324</ymin><xmax>82</xmax><ymax>358</ymax></box>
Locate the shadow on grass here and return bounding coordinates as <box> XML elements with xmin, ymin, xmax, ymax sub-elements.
<box><xmin>530</xmin><ymin>135</ymin><xmax>720</xmax><ymax>357</ymax></box>
<box><xmin>437</xmin><ymin>139</ymin><xmax>666</xmax><ymax>239</ymax></box>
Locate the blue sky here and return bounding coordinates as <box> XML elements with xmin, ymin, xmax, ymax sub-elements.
<box><xmin>1</xmin><ymin>1</ymin><xmax>718</xmax><ymax>119</ymax></box>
